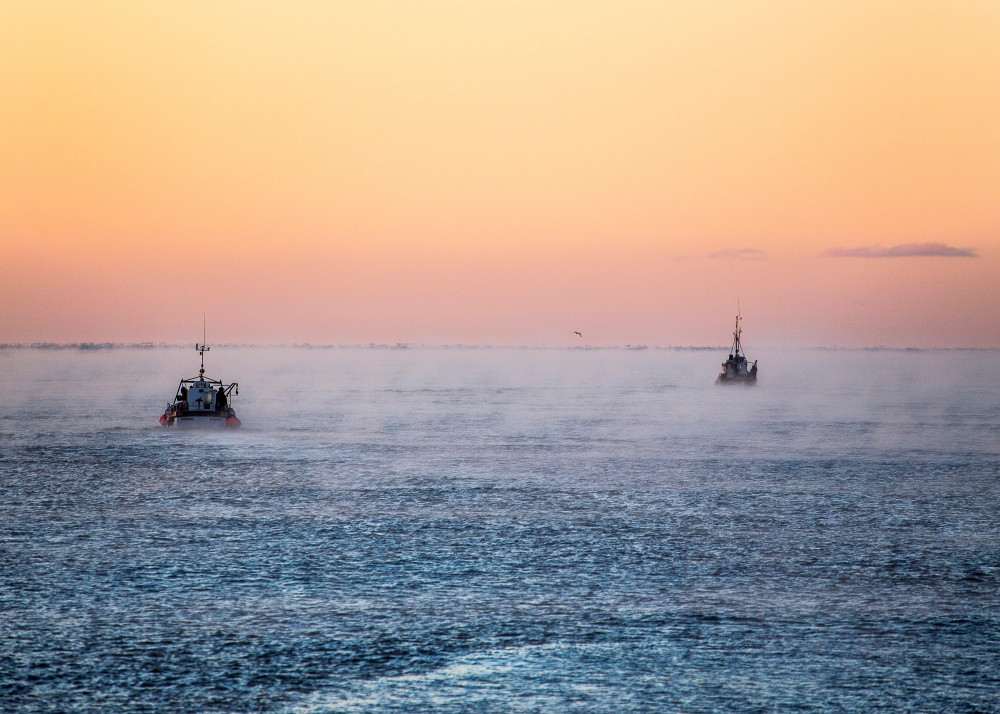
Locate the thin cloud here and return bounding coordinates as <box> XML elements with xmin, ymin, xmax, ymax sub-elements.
<box><xmin>707</xmin><ymin>248</ymin><xmax>767</xmax><ymax>260</ymax></box>
<box><xmin>823</xmin><ymin>242</ymin><xmax>978</xmax><ymax>258</ymax></box>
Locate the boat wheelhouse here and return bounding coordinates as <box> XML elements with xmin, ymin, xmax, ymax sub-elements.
<box><xmin>159</xmin><ymin>342</ymin><xmax>241</xmax><ymax>428</ymax></box>
<box><xmin>716</xmin><ymin>313</ymin><xmax>758</xmax><ymax>385</ymax></box>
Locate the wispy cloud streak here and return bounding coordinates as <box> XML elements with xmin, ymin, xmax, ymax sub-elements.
<box><xmin>707</xmin><ymin>248</ymin><xmax>766</xmax><ymax>260</ymax></box>
<box><xmin>822</xmin><ymin>242</ymin><xmax>977</xmax><ymax>258</ymax></box>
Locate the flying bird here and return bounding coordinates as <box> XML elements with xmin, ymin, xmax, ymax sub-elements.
<box><xmin>573</xmin><ymin>331</ymin><xmax>582</xmax><ymax>338</ymax></box>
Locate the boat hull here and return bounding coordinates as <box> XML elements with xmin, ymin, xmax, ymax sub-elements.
<box><xmin>159</xmin><ymin>413</ymin><xmax>241</xmax><ymax>429</ymax></box>
<box><xmin>716</xmin><ymin>374</ymin><xmax>757</xmax><ymax>385</ymax></box>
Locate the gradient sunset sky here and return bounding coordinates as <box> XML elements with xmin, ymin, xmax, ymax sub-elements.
<box><xmin>2</xmin><ymin>1</ymin><xmax>998</xmax><ymax>347</ymax></box>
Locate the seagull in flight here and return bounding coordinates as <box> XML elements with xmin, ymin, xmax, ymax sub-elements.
<box><xmin>573</xmin><ymin>331</ymin><xmax>582</xmax><ymax>338</ymax></box>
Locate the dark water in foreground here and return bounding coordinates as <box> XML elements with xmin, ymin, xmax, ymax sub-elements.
<box><xmin>1</xmin><ymin>347</ymin><xmax>998</xmax><ymax>712</ymax></box>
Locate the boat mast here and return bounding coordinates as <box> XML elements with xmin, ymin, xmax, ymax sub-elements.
<box><xmin>196</xmin><ymin>314</ymin><xmax>209</xmax><ymax>378</ymax></box>
<box><xmin>732</xmin><ymin>313</ymin><xmax>742</xmax><ymax>358</ymax></box>
<box><xmin>736</xmin><ymin>298</ymin><xmax>742</xmax><ymax>357</ymax></box>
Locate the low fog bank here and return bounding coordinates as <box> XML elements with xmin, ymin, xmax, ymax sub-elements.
<box><xmin>3</xmin><ymin>345</ymin><xmax>997</xmax><ymax>462</ymax></box>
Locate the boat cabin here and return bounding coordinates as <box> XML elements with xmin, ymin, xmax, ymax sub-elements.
<box><xmin>174</xmin><ymin>378</ymin><xmax>234</xmax><ymax>413</ymax></box>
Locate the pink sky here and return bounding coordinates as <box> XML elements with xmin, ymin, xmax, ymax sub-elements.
<box><xmin>2</xmin><ymin>1</ymin><xmax>998</xmax><ymax>347</ymax></box>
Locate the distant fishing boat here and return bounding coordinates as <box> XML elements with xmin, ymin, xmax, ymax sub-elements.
<box><xmin>716</xmin><ymin>313</ymin><xmax>758</xmax><ymax>385</ymax></box>
<box><xmin>159</xmin><ymin>341</ymin><xmax>241</xmax><ymax>428</ymax></box>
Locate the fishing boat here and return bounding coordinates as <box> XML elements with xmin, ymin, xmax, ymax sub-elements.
<box><xmin>159</xmin><ymin>342</ymin><xmax>241</xmax><ymax>428</ymax></box>
<box><xmin>716</xmin><ymin>313</ymin><xmax>758</xmax><ymax>385</ymax></box>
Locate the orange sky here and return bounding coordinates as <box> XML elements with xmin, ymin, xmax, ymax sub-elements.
<box><xmin>2</xmin><ymin>1</ymin><xmax>998</xmax><ymax>346</ymax></box>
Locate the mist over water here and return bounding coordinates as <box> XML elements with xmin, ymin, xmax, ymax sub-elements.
<box><xmin>1</xmin><ymin>347</ymin><xmax>998</xmax><ymax>712</ymax></box>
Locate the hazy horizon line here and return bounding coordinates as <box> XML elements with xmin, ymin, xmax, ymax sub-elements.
<box><xmin>1</xmin><ymin>342</ymin><xmax>996</xmax><ymax>352</ymax></box>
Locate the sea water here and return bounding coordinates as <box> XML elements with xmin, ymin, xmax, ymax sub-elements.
<box><xmin>1</xmin><ymin>346</ymin><xmax>997</xmax><ymax>713</ymax></box>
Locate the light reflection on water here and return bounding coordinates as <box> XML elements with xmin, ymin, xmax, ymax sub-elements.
<box><xmin>1</xmin><ymin>347</ymin><xmax>998</xmax><ymax>712</ymax></box>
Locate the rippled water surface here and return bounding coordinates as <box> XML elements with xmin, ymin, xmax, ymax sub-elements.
<box><xmin>1</xmin><ymin>346</ymin><xmax>998</xmax><ymax>712</ymax></box>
